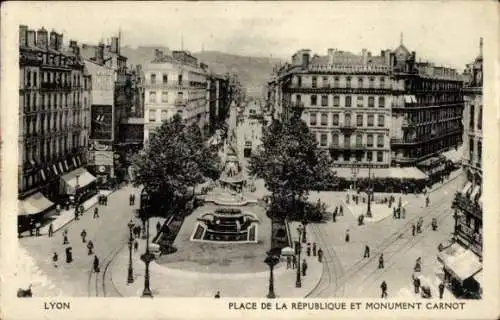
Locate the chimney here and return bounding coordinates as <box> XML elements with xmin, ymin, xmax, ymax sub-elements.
<box><xmin>362</xmin><ymin>49</ymin><xmax>368</xmax><ymax>65</ymax></box>
<box><xmin>49</xmin><ymin>30</ymin><xmax>57</xmax><ymax>50</ymax></box>
<box><xmin>27</xmin><ymin>30</ymin><xmax>36</xmax><ymax>47</ymax></box>
<box><xmin>301</xmin><ymin>49</ymin><xmax>311</xmax><ymax>68</ymax></box>
<box><xmin>327</xmin><ymin>48</ymin><xmax>335</xmax><ymax>65</ymax></box>
<box><xmin>95</xmin><ymin>42</ymin><xmax>105</xmax><ymax>64</ymax></box>
<box><xmin>154</xmin><ymin>49</ymin><xmax>163</xmax><ymax>60</ymax></box>
<box><xmin>111</xmin><ymin>37</ymin><xmax>118</xmax><ymax>54</ymax></box>
<box><xmin>19</xmin><ymin>25</ymin><xmax>28</xmax><ymax>47</ymax></box>
<box><xmin>56</xmin><ymin>33</ymin><xmax>63</xmax><ymax>51</ymax></box>
<box><xmin>36</xmin><ymin>27</ymin><xmax>48</xmax><ymax>49</ymax></box>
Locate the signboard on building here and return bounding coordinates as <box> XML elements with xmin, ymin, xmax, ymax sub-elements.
<box><xmin>94</xmin><ymin>151</ymin><xmax>114</xmax><ymax>166</ymax></box>
<box><xmin>90</xmin><ymin>104</ymin><xmax>114</xmax><ymax>141</ymax></box>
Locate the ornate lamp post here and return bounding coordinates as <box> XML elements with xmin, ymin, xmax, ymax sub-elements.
<box><xmin>140</xmin><ymin>189</ymin><xmax>154</xmax><ymax>298</ymax></box>
<box><xmin>366</xmin><ymin>163</ymin><xmax>373</xmax><ymax>218</ymax></box>
<box><xmin>264</xmin><ymin>250</ymin><xmax>280</xmax><ymax>298</ymax></box>
<box><xmin>301</xmin><ymin>216</ymin><xmax>308</xmax><ymax>244</ymax></box>
<box><xmin>127</xmin><ymin>220</ymin><xmax>134</xmax><ymax>284</ymax></box>
<box><xmin>295</xmin><ymin>239</ymin><xmax>302</xmax><ymax>288</ymax></box>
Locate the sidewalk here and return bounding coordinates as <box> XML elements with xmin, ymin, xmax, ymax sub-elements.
<box><xmin>110</xmin><ymin>218</ymin><xmax>323</xmax><ymax>298</ymax></box>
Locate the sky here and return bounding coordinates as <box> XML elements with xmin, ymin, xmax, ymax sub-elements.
<box><xmin>5</xmin><ymin>1</ymin><xmax>495</xmax><ymax>69</ymax></box>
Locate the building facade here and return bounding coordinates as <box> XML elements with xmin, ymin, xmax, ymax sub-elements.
<box><xmin>442</xmin><ymin>39</ymin><xmax>483</xmax><ymax>299</ymax></box>
<box><xmin>207</xmin><ymin>73</ymin><xmax>230</xmax><ymax>134</ymax></box>
<box><xmin>143</xmin><ymin>49</ymin><xmax>210</xmax><ymax>143</ymax></box>
<box><xmin>268</xmin><ymin>38</ymin><xmax>464</xmax><ymax>171</ymax></box>
<box><xmin>18</xmin><ymin>26</ymin><xmax>94</xmax><ymax>220</ymax></box>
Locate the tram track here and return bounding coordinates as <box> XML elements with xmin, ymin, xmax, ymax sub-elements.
<box><xmin>307</xmin><ymin>177</ymin><xmax>460</xmax><ymax>298</ymax></box>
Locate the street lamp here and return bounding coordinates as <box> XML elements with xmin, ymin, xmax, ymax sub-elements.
<box><xmin>140</xmin><ymin>189</ymin><xmax>154</xmax><ymax>298</ymax></box>
<box><xmin>127</xmin><ymin>220</ymin><xmax>134</xmax><ymax>284</ymax></box>
<box><xmin>301</xmin><ymin>218</ymin><xmax>308</xmax><ymax>244</ymax></box>
<box><xmin>264</xmin><ymin>250</ymin><xmax>280</xmax><ymax>298</ymax></box>
<box><xmin>366</xmin><ymin>162</ymin><xmax>374</xmax><ymax>218</ymax></box>
<box><xmin>295</xmin><ymin>239</ymin><xmax>302</xmax><ymax>288</ymax></box>
<box><xmin>351</xmin><ymin>161</ymin><xmax>360</xmax><ymax>193</ymax></box>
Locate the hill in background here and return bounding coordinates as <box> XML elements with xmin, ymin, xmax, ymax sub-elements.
<box><xmin>121</xmin><ymin>46</ymin><xmax>283</xmax><ymax>98</ymax></box>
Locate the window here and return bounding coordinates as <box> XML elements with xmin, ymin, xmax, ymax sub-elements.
<box><xmin>478</xmin><ymin>107</ymin><xmax>482</xmax><ymax>130</ymax></box>
<box><xmin>161</xmin><ymin>92</ymin><xmax>168</xmax><ymax>103</ymax></box>
<box><xmin>332</xmin><ymin>113</ymin><xmax>339</xmax><ymax>126</ymax></box>
<box><xmin>296</xmin><ymin>94</ymin><xmax>302</xmax><ymax>106</ymax></box>
<box><xmin>310</xmin><ymin>95</ymin><xmax>317</xmax><ymax>106</ymax></box>
<box><xmin>312</xmin><ymin>76</ymin><xmax>317</xmax><ymax>88</ymax></box>
<box><xmin>377</xmin><ymin>151</ymin><xmax>383</xmax><ymax>162</ymax></box>
<box><xmin>367</xmin><ymin>151</ymin><xmax>373</xmax><ymax>161</ymax></box>
<box><xmin>334</xmin><ymin>77</ymin><xmax>339</xmax><ymax>88</ymax></box>
<box><xmin>322</xmin><ymin>76</ymin><xmax>329</xmax><ymax>87</ymax></box>
<box><xmin>369</xmin><ymin>77</ymin><xmax>375</xmax><ymax>88</ymax></box>
<box><xmin>357</xmin><ymin>96</ymin><xmax>364</xmax><ymax>107</ymax></box>
<box><xmin>178</xmin><ymin>74</ymin><xmax>183</xmax><ymax>86</ymax></box>
<box><xmin>320</xmin><ymin>134</ymin><xmax>328</xmax><ymax>147</ymax></box>
<box><xmin>150</xmin><ymin>74</ymin><xmax>156</xmax><ymax>84</ymax></box>
<box><xmin>378</xmin><ymin>115</ymin><xmax>385</xmax><ymax>127</ymax></box>
<box><xmin>377</xmin><ymin>134</ymin><xmax>384</xmax><ymax>147</ymax></box>
<box><xmin>26</xmin><ymin>70</ymin><xmax>31</xmax><ymax>87</ymax></box>
<box><xmin>358</xmin><ymin>77</ymin><xmax>364</xmax><ymax>88</ymax></box>
<box><xmin>161</xmin><ymin>110</ymin><xmax>168</xmax><ymax>121</ymax></box>
<box><xmin>333</xmin><ymin>96</ymin><xmax>340</xmax><ymax>107</ymax></box>
<box><xmin>356</xmin><ymin>114</ymin><xmax>363</xmax><ymax>126</ymax></box>
<box><xmin>321</xmin><ymin>95</ymin><xmax>328</xmax><ymax>107</ymax></box>
<box><xmin>380</xmin><ymin>77</ymin><xmax>385</xmax><ymax>88</ymax></box>
<box><xmin>163</xmin><ymin>74</ymin><xmax>168</xmax><ymax>84</ymax></box>
<box><xmin>345</xmin><ymin>114</ymin><xmax>351</xmax><ymax>126</ymax></box>
<box><xmin>33</xmin><ymin>72</ymin><xmax>37</xmax><ymax>87</ymax></box>
<box><xmin>478</xmin><ymin>141</ymin><xmax>482</xmax><ymax>163</ymax></box>
<box><xmin>368</xmin><ymin>96</ymin><xmax>375</xmax><ymax>108</ymax></box>
<box><xmin>344</xmin><ymin>135</ymin><xmax>351</xmax><ymax>147</ymax></box>
<box><xmin>345</xmin><ymin>96</ymin><xmax>352</xmax><ymax>107</ymax></box>
<box><xmin>469</xmin><ymin>138</ymin><xmax>474</xmax><ymax>159</ymax></box>
<box><xmin>332</xmin><ymin>133</ymin><xmax>339</xmax><ymax>146</ymax></box>
<box><xmin>149</xmin><ymin>91</ymin><xmax>157</xmax><ymax>103</ymax></box>
<box><xmin>321</xmin><ymin>113</ymin><xmax>328</xmax><ymax>126</ymax></box>
<box><xmin>149</xmin><ymin>109</ymin><xmax>156</xmax><ymax>122</ymax></box>
<box><xmin>346</xmin><ymin>77</ymin><xmax>351</xmax><ymax>88</ymax></box>
<box><xmin>356</xmin><ymin>134</ymin><xmax>362</xmax><ymax>146</ymax></box>
<box><xmin>368</xmin><ymin>114</ymin><xmax>374</xmax><ymax>127</ymax></box>
<box><xmin>309</xmin><ymin>112</ymin><xmax>317</xmax><ymax>126</ymax></box>
<box><xmin>378</xmin><ymin>97</ymin><xmax>385</xmax><ymax>108</ymax></box>
<box><xmin>297</xmin><ymin>76</ymin><xmax>302</xmax><ymax>87</ymax></box>
<box><xmin>367</xmin><ymin>134</ymin><xmax>374</xmax><ymax>147</ymax></box>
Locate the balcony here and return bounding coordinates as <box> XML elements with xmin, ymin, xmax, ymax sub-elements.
<box><xmin>452</xmin><ymin>193</ymin><xmax>482</xmax><ymax>220</ymax></box>
<box><xmin>339</xmin><ymin>123</ymin><xmax>356</xmax><ymax>134</ymax></box>
<box><xmin>330</xmin><ymin>143</ymin><xmax>366</xmax><ymax>151</ymax></box>
<box><xmin>390</xmin><ymin>128</ymin><xmax>462</xmax><ymax>146</ymax></box>
<box><xmin>455</xmin><ymin>224</ymin><xmax>483</xmax><ymax>258</ymax></box>
<box><xmin>41</xmin><ymin>82</ymin><xmax>72</xmax><ymax>91</ymax></box>
<box><xmin>174</xmin><ymin>98</ymin><xmax>188</xmax><ymax>106</ymax></box>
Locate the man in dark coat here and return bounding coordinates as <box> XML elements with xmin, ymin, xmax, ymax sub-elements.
<box><xmin>378</xmin><ymin>254</ymin><xmax>384</xmax><ymax>269</ymax></box>
<box><xmin>93</xmin><ymin>207</ymin><xmax>99</xmax><ymax>219</ymax></box>
<box><xmin>87</xmin><ymin>240</ymin><xmax>94</xmax><ymax>255</ymax></box>
<box><xmin>438</xmin><ymin>282</ymin><xmax>445</xmax><ymax>299</ymax></box>
<box><xmin>312</xmin><ymin>242</ymin><xmax>317</xmax><ymax>256</ymax></box>
<box><xmin>364</xmin><ymin>245</ymin><xmax>370</xmax><ymax>258</ymax></box>
<box><xmin>48</xmin><ymin>223</ymin><xmax>54</xmax><ymax>237</ymax></box>
<box><xmin>413</xmin><ymin>275</ymin><xmax>421</xmax><ymax>294</ymax></box>
<box><xmin>380</xmin><ymin>281</ymin><xmax>388</xmax><ymax>298</ymax></box>
<box><xmin>302</xmin><ymin>259</ymin><xmax>308</xmax><ymax>276</ymax></box>
<box><xmin>80</xmin><ymin>229</ymin><xmax>87</xmax><ymax>243</ymax></box>
<box><xmin>93</xmin><ymin>255</ymin><xmax>100</xmax><ymax>273</ymax></box>
<box><xmin>306</xmin><ymin>243</ymin><xmax>311</xmax><ymax>256</ymax></box>
<box><xmin>317</xmin><ymin>248</ymin><xmax>323</xmax><ymax>263</ymax></box>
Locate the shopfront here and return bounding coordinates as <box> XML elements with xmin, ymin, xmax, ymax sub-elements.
<box><xmin>18</xmin><ymin>192</ymin><xmax>55</xmax><ymax>233</ymax></box>
<box><xmin>60</xmin><ymin>167</ymin><xmax>98</xmax><ymax>204</ymax></box>
<box><xmin>437</xmin><ymin>243</ymin><xmax>482</xmax><ymax>299</ymax></box>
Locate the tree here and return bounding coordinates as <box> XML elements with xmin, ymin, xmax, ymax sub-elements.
<box><xmin>249</xmin><ymin>106</ymin><xmax>336</xmax><ymax>220</ymax></box>
<box><xmin>131</xmin><ymin>115</ymin><xmax>221</xmax><ymax>215</ymax></box>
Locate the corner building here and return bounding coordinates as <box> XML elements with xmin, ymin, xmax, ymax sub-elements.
<box><xmin>18</xmin><ymin>26</ymin><xmax>93</xmax><ymax>223</ymax></box>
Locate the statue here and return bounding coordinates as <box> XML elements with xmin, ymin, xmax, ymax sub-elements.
<box><xmin>222</xmin><ymin>101</ymin><xmax>244</xmax><ymax>180</ymax></box>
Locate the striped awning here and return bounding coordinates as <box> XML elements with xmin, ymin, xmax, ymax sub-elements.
<box><xmin>470</xmin><ymin>186</ymin><xmax>481</xmax><ymax>201</ymax></box>
<box><xmin>438</xmin><ymin>243</ymin><xmax>482</xmax><ymax>282</ymax></box>
<box><xmin>462</xmin><ymin>182</ymin><xmax>472</xmax><ymax>196</ymax></box>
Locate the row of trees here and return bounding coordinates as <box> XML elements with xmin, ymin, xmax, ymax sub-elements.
<box><xmin>248</xmin><ymin>106</ymin><xmax>337</xmax><ymax>222</ymax></box>
<box><xmin>131</xmin><ymin>114</ymin><xmax>221</xmax><ymax>216</ymax></box>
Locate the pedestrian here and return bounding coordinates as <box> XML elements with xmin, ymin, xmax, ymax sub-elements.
<box><xmin>292</xmin><ymin>255</ymin><xmax>297</xmax><ymax>269</ymax></box>
<box><xmin>87</xmin><ymin>240</ymin><xmax>94</xmax><ymax>255</ymax></box>
<box><xmin>93</xmin><ymin>207</ymin><xmax>99</xmax><ymax>219</ymax></box>
<box><xmin>364</xmin><ymin>245</ymin><xmax>370</xmax><ymax>258</ymax></box>
<box><xmin>104</xmin><ymin>196</ymin><xmax>108</xmax><ymax>206</ymax></box>
<box><xmin>129</xmin><ymin>194</ymin><xmax>134</xmax><ymax>206</ymax></box>
<box><xmin>214</xmin><ymin>291</ymin><xmax>221</xmax><ymax>298</ymax></box>
<box><xmin>306</xmin><ymin>243</ymin><xmax>311</xmax><ymax>256</ymax></box>
<box><xmin>52</xmin><ymin>252</ymin><xmax>58</xmax><ymax>268</ymax></box>
<box><xmin>156</xmin><ymin>221</ymin><xmax>161</xmax><ymax>234</ymax></box>
<box><xmin>35</xmin><ymin>222</ymin><xmax>41</xmax><ymax>236</ymax></box>
<box><xmin>414</xmin><ymin>257</ymin><xmax>422</xmax><ymax>272</ymax></box>
<box><xmin>413</xmin><ymin>276</ymin><xmax>421</xmax><ymax>294</ymax></box>
<box><xmin>80</xmin><ymin>229</ymin><xmax>87</xmax><ymax>243</ymax></box>
<box><xmin>339</xmin><ymin>205</ymin><xmax>343</xmax><ymax>216</ymax></box>
<box><xmin>425</xmin><ymin>196</ymin><xmax>430</xmax><ymax>207</ymax></box>
<box><xmin>345</xmin><ymin>229</ymin><xmax>350</xmax><ymax>243</ymax></box>
<box><xmin>412</xmin><ymin>224</ymin><xmax>416</xmax><ymax>236</ymax></box>
<box><xmin>286</xmin><ymin>256</ymin><xmax>291</xmax><ymax>269</ymax></box>
<box><xmin>312</xmin><ymin>242</ymin><xmax>317</xmax><ymax>256</ymax></box>
<box><xmin>48</xmin><ymin>223</ymin><xmax>54</xmax><ymax>237</ymax></box>
<box><xmin>438</xmin><ymin>282</ymin><xmax>445</xmax><ymax>299</ymax></box>
<box><xmin>378</xmin><ymin>254</ymin><xmax>384</xmax><ymax>269</ymax></box>
<box><xmin>74</xmin><ymin>208</ymin><xmax>79</xmax><ymax>221</ymax></box>
<box><xmin>332</xmin><ymin>210</ymin><xmax>337</xmax><ymax>223</ymax></box>
<box><xmin>380</xmin><ymin>281</ymin><xmax>388</xmax><ymax>298</ymax></box>
<box><xmin>65</xmin><ymin>247</ymin><xmax>73</xmax><ymax>263</ymax></box>
<box><xmin>393</xmin><ymin>207</ymin><xmax>397</xmax><ymax>219</ymax></box>
<box><xmin>134</xmin><ymin>240</ymin><xmax>138</xmax><ymax>252</ymax></box>
<box><xmin>63</xmin><ymin>233</ymin><xmax>69</xmax><ymax>245</ymax></box>
<box><xmin>317</xmin><ymin>248</ymin><xmax>323</xmax><ymax>263</ymax></box>
<box><xmin>302</xmin><ymin>259</ymin><xmax>308</xmax><ymax>276</ymax></box>
<box><xmin>93</xmin><ymin>255</ymin><xmax>100</xmax><ymax>273</ymax></box>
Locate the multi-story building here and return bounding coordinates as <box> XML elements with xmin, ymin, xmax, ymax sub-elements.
<box><xmin>143</xmin><ymin>49</ymin><xmax>209</xmax><ymax>143</ymax></box>
<box><xmin>270</xmin><ymin>48</ymin><xmax>393</xmax><ymax>167</ymax></box>
<box><xmin>18</xmin><ymin>26</ymin><xmax>95</xmax><ymax>225</ymax></box>
<box><xmin>440</xmin><ymin>39</ymin><xmax>483</xmax><ymax>299</ymax></box>
<box><xmin>268</xmin><ymin>38</ymin><xmax>464</xmax><ymax>173</ymax></box>
<box><xmin>390</xmin><ymin>40</ymin><xmax>464</xmax><ymax>170</ymax></box>
<box><xmin>207</xmin><ymin>73</ymin><xmax>230</xmax><ymax>134</ymax></box>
